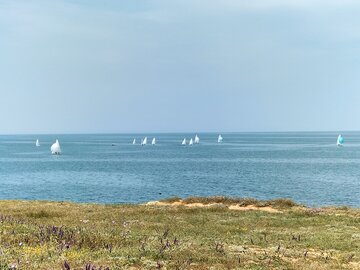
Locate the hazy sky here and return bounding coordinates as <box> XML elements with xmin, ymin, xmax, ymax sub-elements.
<box><xmin>1</xmin><ymin>0</ymin><xmax>360</xmax><ymax>133</ymax></box>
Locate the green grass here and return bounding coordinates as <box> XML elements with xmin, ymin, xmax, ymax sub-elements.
<box><xmin>0</xmin><ymin>198</ymin><xmax>358</xmax><ymax>269</ymax></box>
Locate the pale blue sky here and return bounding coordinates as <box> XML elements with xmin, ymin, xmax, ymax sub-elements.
<box><xmin>1</xmin><ymin>0</ymin><xmax>360</xmax><ymax>133</ymax></box>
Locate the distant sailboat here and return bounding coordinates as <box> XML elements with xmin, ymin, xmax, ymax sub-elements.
<box><xmin>189</xmin><ymin>138</ymin><xmax>193</xmax><ymax>145</ymax></box>
<box><xmin>181</xmin><ymin>138</ymin><xmax>186</xmax><ymax>145</ymax></box>
<box><xmin>218</xmin><ymin>134</ymin><xmax>223</xmax><ymax>143</ymax></box>
<box><xmin>35</xmin><ymin>139</ymin><xmax>40</xmax><ymax>147</ymax></box>
<box><xmin>337</xmin><ymin>134</ymin><xmax>344</xmax><ymax>147</ymax></box>
<box><xmin>141</xmin><ymin>137</ymin><xmax>147</xmax><ymax>146</ymax></box>
<box><xmin>51</xmin><ymin>139</ymin><xmax>61</xmax><ymax>155</ymax></box>
<box><xmin>132</xmin><ymin>139</ymin><xmax>136</xmax><ymax>145</ymax></box>
<box><xmin>152</xmin><ymin>138</ymin><xmax>156</xmax><ymax>145</ymax></box>
<box><xmin>194</xmin><ymin>135</ymin><xmax>200</xmax><ymax>144</ymax></box>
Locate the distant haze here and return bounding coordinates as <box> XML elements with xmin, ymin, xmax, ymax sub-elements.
<box><xmin>1</xmin><ymin>0</ymin><xmax>359</xmax><ymax>134</ymax></box>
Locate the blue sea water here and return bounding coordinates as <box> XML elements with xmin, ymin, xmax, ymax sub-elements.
<box><xmin>0</xmin><ymin>132</ymin><xmax>359</xmax><ymax>207</ymax></box>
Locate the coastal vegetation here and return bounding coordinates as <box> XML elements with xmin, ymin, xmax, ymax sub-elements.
<box><xmin>0</xmin><ymin>197</ymin><xmax>358</xmax><ymax>269</ymax></box>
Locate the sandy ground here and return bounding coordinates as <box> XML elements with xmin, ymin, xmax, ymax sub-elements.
<box><xmin>145</xmin><ymin>200</ymin><xmax>282</xmax><ymax>213</ymax></box>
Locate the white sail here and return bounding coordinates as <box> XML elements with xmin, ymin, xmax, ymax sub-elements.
<box><xmin>194</xmin><ymin>135</ymin><xmax>200</xmax><ymax>144</ymax></box>
<box><xmin>181</xmin><ymin>138</ymin><xmax>186</xmax><ymax>145</ymax></box>
<box><xmin>35</xmin><ymin>139</ymin><xmax>40</xmax><ymax>147</ymax></box>
<box><xmin>218</xmin><ymin>134</ymin><xmax>223</xmax><ymax>143</ymax></box>
<box><xmin>189</xmin><ymin>138</ymin><xmax>193</xmax><ymax>145</ymax></box>
<box><xmin>51</xmin><ymin>139</ymin><xmax>61</xmax><ymax>155</ymax></box>
<box><xmin>152</xmin><ymin>138</ymin><xmax>156</xmax><ymax>145</ymax></box>
<box><xmin>132</xmin><ymin>139</ymin><xmax>136</xmax><ymax>145</ymax></box>
<box><xmin>337</xmin><ymin>134</ymin><xmax>344</xmax><ymax>146</ymax></box>
<box><xmin>141</xmin><ymin>137</ymin><xmax>147</xmax><ymax>145</ymax></box>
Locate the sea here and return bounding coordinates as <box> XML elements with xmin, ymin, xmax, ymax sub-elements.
<box><xmin>0</xmin><ymin>132</ymin><xmax>359</xmax><ymax>207</ymax></box>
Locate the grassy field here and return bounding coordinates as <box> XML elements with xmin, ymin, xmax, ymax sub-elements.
<box><xmin>0</xmin><ymin>197</ymin><xmax>359</xmax><ymax>269</ymax></box>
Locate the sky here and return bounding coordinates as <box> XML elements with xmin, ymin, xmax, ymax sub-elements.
<box><xmin>1</xmin><ymin>0</ymin><xmax>360</xmax><ymax>134</ymax></box>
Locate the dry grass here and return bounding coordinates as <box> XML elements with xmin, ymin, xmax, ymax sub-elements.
<box><xmin>0</xmin><ymin>198</ymin><xmax>358</xmax><ymax>269</ymax></box>
<box><xmin>161</xmin><ymin>196</ymin><xmax>299</xmax><ymax>208</ymax></box>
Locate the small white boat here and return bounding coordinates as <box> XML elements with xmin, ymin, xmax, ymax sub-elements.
<box><xmin>132</xmin><ymin>139</ymin><xmax>136</xmax><ymax>145</ymax></box>
<box><xmin>189</xmin><ymin>138</ymin><xmax>193</xmax><ymax>145</ymax></box>
<box><xmin>218</xmin><ymin>134</ymin><xmax>223</xmax><ymax>143</ymax></box>
<box><xmin>152</xmin><ymin>138</ymin><xmax>156</xmax><ymax>145</ymax></box>
<box><xmin>337</xmin><ymin>134</ymin><xmax>344</xmax><ymax>147</ymax></box>
<box><xmin>51</xmin><ymin>139</ymin><xmax>61</xmax><ymax>155</ymax></box>
<box><xmin>35</xmin><ymin>139</ymin><xmax>40</xmax><ymax>147</ymax></box>
<box><xmin>141</xmin><ymin>137</ymin><xmax>147</xmax><ymax>146</ymax></box>
<box><xmin>181</xmin><ymin>138</ymin><xmax>186</xmax><ymax>145</ymax></box>
<box><xmin>194</xmin><ymin>135</ymin><xmax>200</xmax><ymax>144</ymax></box>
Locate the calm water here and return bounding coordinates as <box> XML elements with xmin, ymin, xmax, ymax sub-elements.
<box><xmin>0</xmin><ymin>132</ymin><xmax>359</xmax><ymax>206</ymax></box>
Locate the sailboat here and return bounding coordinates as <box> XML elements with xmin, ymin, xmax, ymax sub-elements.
<box><xmin>194</xmin><ymin>135</ymin><xmax>200</xmax><ymax>144</ymax></box>
<box><xmin>51</xmin><ymin>139</ymin><xmax>61</xmax><ymax>155</ymax></box>
<box><xmin>35</xmin><ymin>139</ymin><xmax>40</xmax><ymax>147</ymax></box>
<box><xmin>181</xmin><ymin>138</ymin><xmax>186</xmax><ymax>145</ymax></box>
<box><xmin>152</xmin><ymin>138</ymin><xmax>156</xmax><ymax>145</ymax></box>
<box><xmin>189</xmin><ymin>138</ymin><xmax>194</xmax><ymax>145</ymax></box>
<box><xmin>218</xmin><ymin>134</ymin><xmax>223</xmax><ymax>143</ymax></box>
<box><xmin>132</xmin><ymin>139</ymin><xmax>136</xmax><ymax>145</ymax></box>
<box><xmin>141</xmin><ymin>137</ymin><xmax>147</xmax><ymax>146</ymax></box>
<box><xmin>337</xmin><ymin>134</ymin><xmax>344</xmax><ymax>147</ymax></box>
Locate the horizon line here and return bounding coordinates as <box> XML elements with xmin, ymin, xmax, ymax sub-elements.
<box><xmin>0</xmin><ymin>130</ymin><xmax>356</xmax><ymax>136</ymax></box>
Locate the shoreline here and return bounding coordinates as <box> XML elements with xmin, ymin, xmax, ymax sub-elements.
<box><xmin>0</xmin><ymin>195</ymin><xmax>358</xmax><ymax>210</ymax></box>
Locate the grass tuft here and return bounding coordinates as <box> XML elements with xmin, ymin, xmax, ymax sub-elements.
<box><xmin>160</xmin><ymin>196</ymin><xmax>182</xmax><ymax>203</ymax></box>
<box><xmin>267</xmin><ymin>198</ymin><xmax>299</xmax><ymax>208</ymax></box>
<box><xmin>26</xmin><ymin>210</ymin><xmax>60</xmax><ymax>219</ymax></box>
